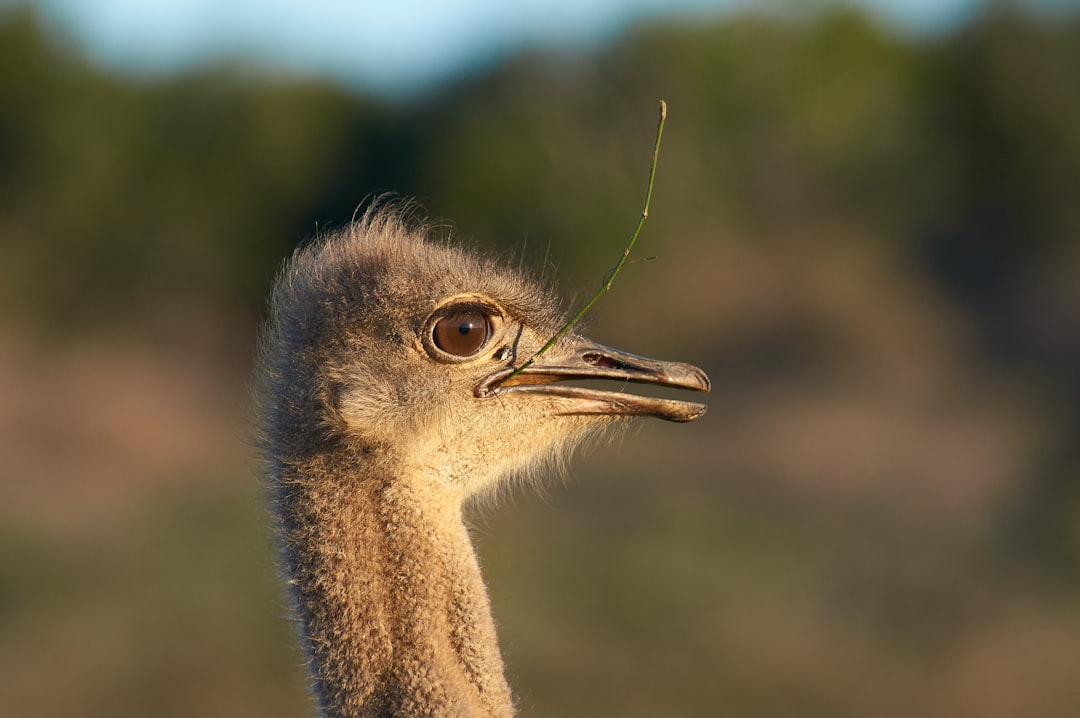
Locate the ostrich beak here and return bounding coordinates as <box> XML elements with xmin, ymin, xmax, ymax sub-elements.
<box><xmin>477</xmin><ymin>336</ymin><xmax>710</xmax><ymax>422</ymax></box>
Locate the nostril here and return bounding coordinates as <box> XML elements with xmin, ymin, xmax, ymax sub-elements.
<box><xmin>583</xmin><ymin>352</ymin><xmax>625</xmax><ymax>370</ymax></box>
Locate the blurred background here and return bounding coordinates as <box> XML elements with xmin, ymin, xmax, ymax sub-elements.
<box><xmin>2</xmin><ymin>0</ymin><xmax>1079</xmax><ymax>715</ymax></box>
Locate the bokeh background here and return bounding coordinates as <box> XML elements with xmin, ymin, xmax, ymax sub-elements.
<box><xmin>2</xmin><ymin>0</ymin><xmax>1079</xmax><ymax>716</ymax></box>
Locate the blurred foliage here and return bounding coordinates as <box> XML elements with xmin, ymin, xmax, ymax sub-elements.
<box><xmin>2</xmin><ymin>2</ymin><xmax>1080</xmax><ymax>717</ymax></box>
<box><xmin>3</xmin><ymin>4</ymin><xmax>1077</xmax><ymax>329</ymax></box>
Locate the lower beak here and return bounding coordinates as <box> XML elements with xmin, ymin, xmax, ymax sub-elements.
<box><xmin>476</xmin><ymin>336</ymin><xmax>710</xmax><ymax>422</ymax></box>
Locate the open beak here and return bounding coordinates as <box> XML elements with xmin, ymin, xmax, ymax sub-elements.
<box><xmin>477</xmin><ymin>336</ymin><xmax>710</xmax><ymax>422</ymax></box>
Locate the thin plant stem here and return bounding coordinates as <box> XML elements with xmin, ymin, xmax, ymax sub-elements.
<box><xmin>506</xmin><ymin>100</ymin><xmax>668</xmax><ymax>379</ymax></box>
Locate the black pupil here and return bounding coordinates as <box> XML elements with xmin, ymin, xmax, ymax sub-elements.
<box><xmin>433</xmin><ymin>311</ymin><xmax>490</xmax><ymax>356</ymax></box>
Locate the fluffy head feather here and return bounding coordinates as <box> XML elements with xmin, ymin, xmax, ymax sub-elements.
<box><xmin>255</xmin><ymin>207</ymin><xmax>606</xmax><ymax>501</ymax></box>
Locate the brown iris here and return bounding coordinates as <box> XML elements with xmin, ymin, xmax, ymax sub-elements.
<box><xmin>432</xmin><ymin>311</ymin><xmax>492</xmax><ymax>357</ymax></box>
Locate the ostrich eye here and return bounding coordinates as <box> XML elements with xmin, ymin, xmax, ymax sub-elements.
<box><xmin>432</xmin><ymin>310</ymin><xmax>492</xmax><ymax>357</ymax></box>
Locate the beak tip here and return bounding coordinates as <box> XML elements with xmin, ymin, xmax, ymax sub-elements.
<box><xmin>692</xmin><ymin>367</ymin><xmax>711</xmax><ymax>394</ymax></box>
<box><xmin>677</xmin><ymin>404</ymin><xmax>708</xmax><ymax>422</ymax></box>
<box><xmin>664</xmin><ymin>363</ymin><xmax>710</xmax><ymax>394</ymax></box>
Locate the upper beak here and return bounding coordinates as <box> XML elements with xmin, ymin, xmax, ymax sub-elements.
<box><xmin>476</xmin><ymin>336</ymin><xmax>710</xmax><ymax>422</ymax></box>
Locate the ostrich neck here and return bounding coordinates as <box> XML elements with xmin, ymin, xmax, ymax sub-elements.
<box><xmin>277</xmin><ymin>448</ymin><xmax>513</xmax><ymax>718</ymax></box>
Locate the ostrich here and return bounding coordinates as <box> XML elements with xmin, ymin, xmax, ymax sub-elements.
<box><xmin>255</xmin><ymin>207</ymin><xmax>709</xmax><ymax>717</ymax></box>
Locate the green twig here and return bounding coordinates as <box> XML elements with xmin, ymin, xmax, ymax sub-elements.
<box><xmin>507</xmin><ymin>99</ymin><xmax>668</xmax><ymax>379</ymax></box>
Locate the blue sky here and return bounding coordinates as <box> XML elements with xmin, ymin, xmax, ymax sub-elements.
<box><xmin>3</xmin><ymin>0</ymin><xmax>1069</xmax><ymax>97</ymax></box>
